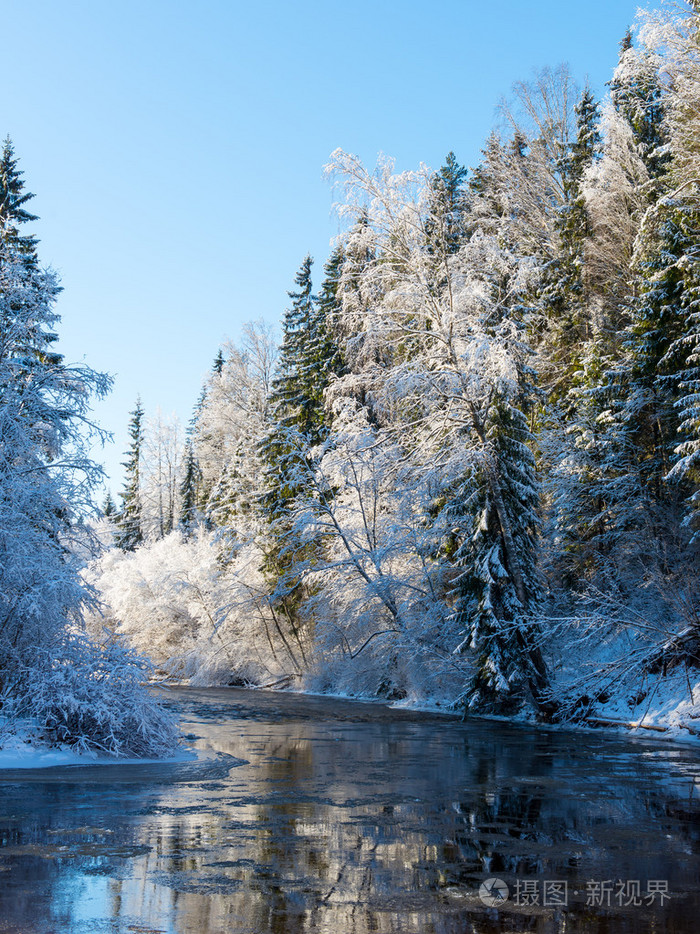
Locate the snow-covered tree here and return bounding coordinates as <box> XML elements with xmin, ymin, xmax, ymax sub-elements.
<box><xmin>0</xmin><ymin>144</ymin><xmax>177</xmax><ymax>756</ymax></box>
<box><xmin>322</xmin><ymin>150</ymin><xmax>550</xmax><ymax>712</ymax></box>
<box><xmin>179</xmin><ymin>441</ymin><xmax>201</xmax><ymax>538</ymax></box>
<box><xmin>115</xmin><ymin>398</ymin><xmax>145</xmax><ymax>551</ymax></box>
<box><xmin>141</xmin><ymin>409</ymin><xmax>182</xmax><ymax>541</ymax></box>
<box><xmin>192</xmin><ymin>320</ymin><xmax>276</xmax><ymax>530</ymax></box>
<box><xmin>261</xmin><ymin>255</ymin><xmax>345</xmax><ymax>528</ymax></box>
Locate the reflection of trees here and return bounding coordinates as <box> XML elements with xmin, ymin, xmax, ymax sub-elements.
<box><xmin>0</xmin><ymin>777</ymin><xmax>160</xmax><ymax>931</ymax></box>
<box><xmin>117</xmin><ymin>706</ymin><xmax>700</xmax><ymax>934</ymax></box>
<box><xmin>2</xmin><ymin>694</ymin><xmax>700</xmax><ymax>933</ymax></box>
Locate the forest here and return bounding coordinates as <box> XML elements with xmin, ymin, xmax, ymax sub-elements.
<box><xmin>3</xmin><ymin>3</ymin><xmax>700</xmax><ymax>755</ymax></box>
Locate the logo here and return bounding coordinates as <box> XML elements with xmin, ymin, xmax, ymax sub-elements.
<box><xmin>479</xmin><ymin>877</ymin><xmax>510</xmax><ymax>907</ymax></box>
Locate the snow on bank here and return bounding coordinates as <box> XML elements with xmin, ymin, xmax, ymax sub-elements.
<box><xmin>0</xmin><ymin>726</ymin><xmax>197</xmax><ymax>770</ymax></box>
<box><xmin>264</xmin><ymin>672</ymin><xmax>700</xmax><ymax>746</ymax></box>
<box><xmin>584</xmin><ymin>667</ymin><xmax>700</xmax><ymax>744</ymax></box>
<box><xmin>0</xmin><ymin>735</ymin><xmax>100</xmax><ymax>769</ymax></box>
<box><xmin>0</xmin><ymin>742</ymin><xmax>198</xmax><ymax>769</ymax></box>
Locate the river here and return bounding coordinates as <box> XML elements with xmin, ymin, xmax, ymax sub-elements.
<box><xmin>0</xmin><ymin>686</ymin><xmax>699</xmax><ymax>933</ymax></box>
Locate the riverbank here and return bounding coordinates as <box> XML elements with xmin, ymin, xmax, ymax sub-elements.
<box><xmin>186</xmin><ymin>662</ymin><xmax>700</xmax><ymax>747</ymax></box>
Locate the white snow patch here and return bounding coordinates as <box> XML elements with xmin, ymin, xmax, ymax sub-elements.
<box><xmin>0</xmin><ymin>730</ymin><xmax>197</xmax><ymax>770</ymax></box>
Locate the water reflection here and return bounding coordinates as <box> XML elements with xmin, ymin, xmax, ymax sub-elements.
<box><xmin>0</xmin><ymin>686</ymin><xmax>699</xmax><ymax>933</ymax></box>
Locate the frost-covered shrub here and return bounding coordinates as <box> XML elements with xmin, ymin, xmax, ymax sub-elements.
<box><xmin>88</xmin><ymin>531</ymin><xmax>286</xmax><ymax>686</ymax></box>
<box><xmin>6</xmin><ymin>631</ymin><xmax>180</xmax><ymax>757</ymax></box>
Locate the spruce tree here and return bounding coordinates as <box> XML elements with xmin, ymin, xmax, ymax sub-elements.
<box><xmin>179</xmin><ymin>441</ymin><xmax>200</xmax><ymax>538</ymax></box>
<box><xmin>102</xmin><ymin>491</ymin><xmax>117</xmax><ymax>519</ymax></box>
<box><xmin>538</xmin><ymin>87</ymin><xmax>601</xmax><ymax>402</ymax></box>
<box><xmin>452</xmin><ymin>392</ymin><xmax>549</xmax><ymax>713</ymax></box>
<box><xmin>116</xmin><ymin>399</ymin><xmax>145</xmax><ymax>551</ymax></box>
<box><xmin>669</xmin><ymin>258</ymin><xmax>700</xmax><ymax>539</ymax></box>
<box><xmin>0</xmin><ymin>138</ymin><xmax>61</xmax><ymax>366</ymax></box>
<box><xmin>269</xmin><ymin>255</ymin><xmax>318</xmax><ymax>440</ymax></box>
<box><xmin>426</xmin><ymin>151</ymin><xmax>469</xmax><ymax>257</ymax></box>
<box><xmin>259</xmin><ymin>254</ymin><xmax>347</xmax><ymax>665</ymax></box>
<box><xmin>610</xmin><ymin>30</ymin><xmax>669</xmax><ymax>185</ymax></box>
<box><xmin>642</xmin><ymin>194</ymin><xmax>700</xmax><ymax>536</ymax></box>
<box><xmin>261</xmin><ymin>254</ymin><xmax>343</xmax><ymax>523</ymax></box>
<box><xmin>0</xmin><ymin>137</ymin><xmax>39</xmax><ymax>261</ymax></box>
<box><xmin>0</xmin><ymin>144</ymin><xmax>112</xmax><ymax>699</ymax></box>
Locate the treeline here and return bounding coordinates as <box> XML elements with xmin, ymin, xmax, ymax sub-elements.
<box><xmin>95</xmin><ymin>4</ymin><xmax>700</xmax><ymax>717</ymax></box>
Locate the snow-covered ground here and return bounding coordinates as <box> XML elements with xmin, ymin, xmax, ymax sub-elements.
<box><xmin>586</xmin><ymin>667</ymin><xmax>700</xmax><ymax>744</ymax></box>
<box><xmin>0</xmin><ymin>721</ymin><xmax>196</xmax><ymax>770</ymax></box>
<box><xmin>0</xmin><ymin>734</ymin><xmax>102</xmax><ymax>769</ymax></box>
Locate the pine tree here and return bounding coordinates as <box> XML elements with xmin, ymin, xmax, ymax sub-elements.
<box><xmin>452</xmin><ymin>392</ymin><xmax>549</xmax><ymax>713</ymax></box>
<box><xmin>538</xmin><ymin>87</ymin><xmax>601</xmax><ymax>402</ymax></box>
<box><xmin>314</xmin><ymin>246</ymin><xmax>347</xmax><ymax>388</ymax></box>
<box><xmin>102</xmin><ymin>491</ymin><xmax>117</xmax><ymax>518</ymax></box>
<box><xmin>269</xmin><ymin>255</ymin><xmax>318</xmax><ymax>439</ymax></box>
<box><xmin>609</xmin><ymin>30</ymin><xmax>669</xmax><ymax>185</ymax></box>
<box><xmin>0</xmin><ymin>138</ymin><xmax>61</xmax><ymax>366</ymax></box>
<box><xmin>0</xmin><ymin>144</ymin><xmax>111</xmax><ymax>695</ymax></box>
<box><xmin>258</xmin><ymin>255</ymin><xmax>348</xmax><ymax>666</ymax></box>
<box><xmin>668</xmin><ymin>228</ymin><xmax>700</xmax><ymax>538</ymax></box>
<box><xmin>426</xmin><ymin>151</ymin><xmax>469</xmax><ymax>257</ymax></box>
<box><xmin>116</xmin><ymin>399</ymin><xmax>145</xmax><ymax>551</ymax></box>
<box><xmin>446</xmin><ymin>268</ymin><xmax>549</xmax><ymax>713</ymax></box>
<box><xmin>0</xmin><ymin>137</ymin><xmax>39</xmax><ymax>261</ymax></box>
<box><xmin>179</xmin><ymin>441</ymin><xmax>200</xmax><ymax>538</ymax></box>
<box><xmin>261</xmin><ymin>254</ymin><xmax>343</xmax><ymax>523</ymax></box>
<box><xmin>624</xmin><ymin>202</ymin><xmax>692</xmax><ymax>501</ymax></box>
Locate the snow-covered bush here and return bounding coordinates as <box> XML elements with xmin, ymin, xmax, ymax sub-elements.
<box><xmin>87</xmin><ymin>530</ymin><xmax>286</xmax><ymax>686</ymax></box>
<box><xmin>3</xmin><ymin>631</ymin><xmax>180</xmax><ymax>756</ymax></box>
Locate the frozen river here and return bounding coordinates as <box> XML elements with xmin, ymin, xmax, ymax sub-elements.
<box><xmin>1</xmin><ymin>686</ymin><xmax>700</xmax><ymax>932</ymax></box>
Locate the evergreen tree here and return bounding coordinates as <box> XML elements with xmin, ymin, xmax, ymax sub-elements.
<box><xmin>314</xmin><ymin>246</ymin><xmax>347</xmax><ymax>387</ymax></box>
<box><xmin>116</xmin><ymin>399</ymin><xmax>145</xmax><ymax>551</ymax></box>
<box><xmin>0</xmin><ymin>145</ymin><xmax>115</xmax><ymax>709</ymax></box>
<box><xmin>609</xmin><ymin>28</ymin><xmax>669</xmax><ymax>186</ymax></box>
<box><xmin>538</xmin><ymin>87</ymin><xmax>601</xmax><ymax>401</ymax></box>
<box><xmin>261</xmin><ymin>254</ymin><xmax>344</xmax><ymax>523</ymax></box>
<box><xmin>426</xmin><ymin>151</ymin><xmax>469</xmax><ymax>256</ymax></box>
<box><xmin>269</xmin><ymin>255</ymin><xmax>318</xmax><ymax>440</ymax></box>
<box><xmin>179</xmin><ymin>441</ymin><xmax>201</xmax><ymax>538</ymax></box>
<box><xmin>445</xmin><ymin>260</ymin><xmax>549</xmax><ymax>713</ymax></box>
<box><xmin>102</xmin><ymin>491</ymin><xmax>117</xmax><ymax>519</ymax></box>
<box><xmin>668</xmin><ymin>240</ymin><xmax>700</xmax><ymax>539</ymax></box>
<box><xmin>0</xmin><ymin>137</ymin><xmax>39</xmax><ymax>261</ymax></box>
<box><xmin>258</xmin><ymin>255</ymin><xmax>348</xmax><ymax>665</ymax></box>
<box><xmin>623</xmin><ymin>201</ymin><xmax>693</xmax><ymax>502</ymax></box>
<box><xmin>452</xmin><ymin>392</ymin><xmax>549</xmax><ymax>713</ymax></box>
<box><xmin>0</xmin><ymin>138</ymin><xmax>61</xmax><ymax>367</ymax></box>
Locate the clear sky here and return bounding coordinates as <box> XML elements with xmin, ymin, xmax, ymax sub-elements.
<box><xmin>1</xmin><ymin>0</ymin><xmax>641</xmax><ymax>493</ymax></box>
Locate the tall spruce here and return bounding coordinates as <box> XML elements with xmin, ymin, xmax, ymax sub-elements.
<box><xmin>262</xmin><ymin>254</ymin><xmax>342</xmax><ymax>523</ymax></box>
<box><xmin>610</xmin><ymin>29</ymin><xmax>669</xmax><ymax>186</ymax></box>
<box><xmin>0</xmin><ymin>137</ymin><xmax>39</xmax><ymax>261</ymax></box>
<box><xmin>426</xmin><ymin>151</ymin><xmax>469</xmax><ymax>257</ymax></box>
<box><xmin>666</xmin><ymin>209</ymin><xmax>700</xmax><ymax>539</ymax></box>
<box><xmin>0</xmin><ymin>138</ymin><xmax>61</xmax><ymax>367</ymax></box>
<box><xmin>179</xmin><ymin>440</ymin><xmax>200</xmax><ymax>538</ymax></box>
<box><xmin>116</xmin><ymin>399</ymin><xmax>145</xmax><ymax>551</ymax></box>
<box><xmin>0</xmin><ymin>144</ymin><xmax>111</xmax><ymax>696</ymax></box>
<box><xmin>538</xmin><ymin>87</ymin><xmax>601</xmax><ymax>402</ymax></box>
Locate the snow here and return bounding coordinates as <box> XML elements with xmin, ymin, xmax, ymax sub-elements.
<box><xmin>0</xmin><ymin>731</ymin><xmax>197</xmax><ymax>770</ymax></box>
<box><xmin>588</xmin><ymin>668</ymin><xmax>700</xmax><ymax>745</ymax></box>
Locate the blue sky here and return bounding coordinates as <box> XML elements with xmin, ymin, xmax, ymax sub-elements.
<box><xmin>2</xmin><ymin>0</ymin><xmax>641</xmax><ymax>492</ymax></box>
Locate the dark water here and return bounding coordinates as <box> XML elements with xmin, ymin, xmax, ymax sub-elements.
<box><xmin>0</xmin><ymin>687</ymin><xmax>699</xmax><ymax>933</ymax></box>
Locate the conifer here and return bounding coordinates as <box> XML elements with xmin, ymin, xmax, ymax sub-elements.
<box><xmin>116</xmin><ymin>400</ymin><xmax>145</xmax><ymax>551</ymax></box>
